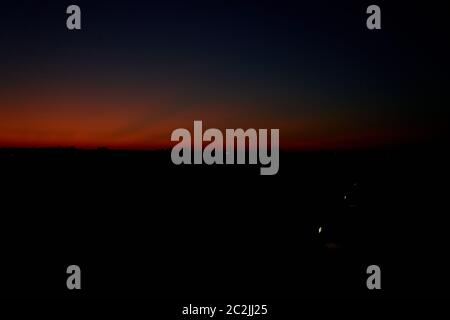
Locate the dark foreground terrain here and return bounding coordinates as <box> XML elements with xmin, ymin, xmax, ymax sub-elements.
<box><xmin>0</xmin><ymin>146</ymin><xmax>449</xmax><ymax>299</ymax></box>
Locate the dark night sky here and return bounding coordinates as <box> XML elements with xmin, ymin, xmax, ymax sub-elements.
<box><xmin>0</xmin><ymin>0</ymin><xmax>448</xmax><ymax>149</ymax></box>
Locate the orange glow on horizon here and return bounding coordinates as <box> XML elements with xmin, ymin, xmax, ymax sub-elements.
<box><xmin>0</xmin><ymin>84</ymin><xmax>418</xmax><ymax>151</ymax></box>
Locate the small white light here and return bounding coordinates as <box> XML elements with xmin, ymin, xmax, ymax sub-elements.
<box><xmin>318</xmin><ymin>227</ymin><xmax>322</xmax><ymax>234</ymax></box>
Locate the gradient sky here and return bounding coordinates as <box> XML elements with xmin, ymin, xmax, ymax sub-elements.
<box><xmin>0</xmin><ymin>0</ymin><xmax>448</xmax><ymax>149</ymax></box>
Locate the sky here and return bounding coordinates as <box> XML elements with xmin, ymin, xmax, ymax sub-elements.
<box><xmin>0</xmin><ymin>0</ymin><xmax>448</xmax><ymax>150</ymax></box>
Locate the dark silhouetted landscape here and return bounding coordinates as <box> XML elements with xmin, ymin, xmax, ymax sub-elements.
<box><xmin>1</xmin><ymin>145</ymin><xmax>448</xmax><ymax>298</ymax></box>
